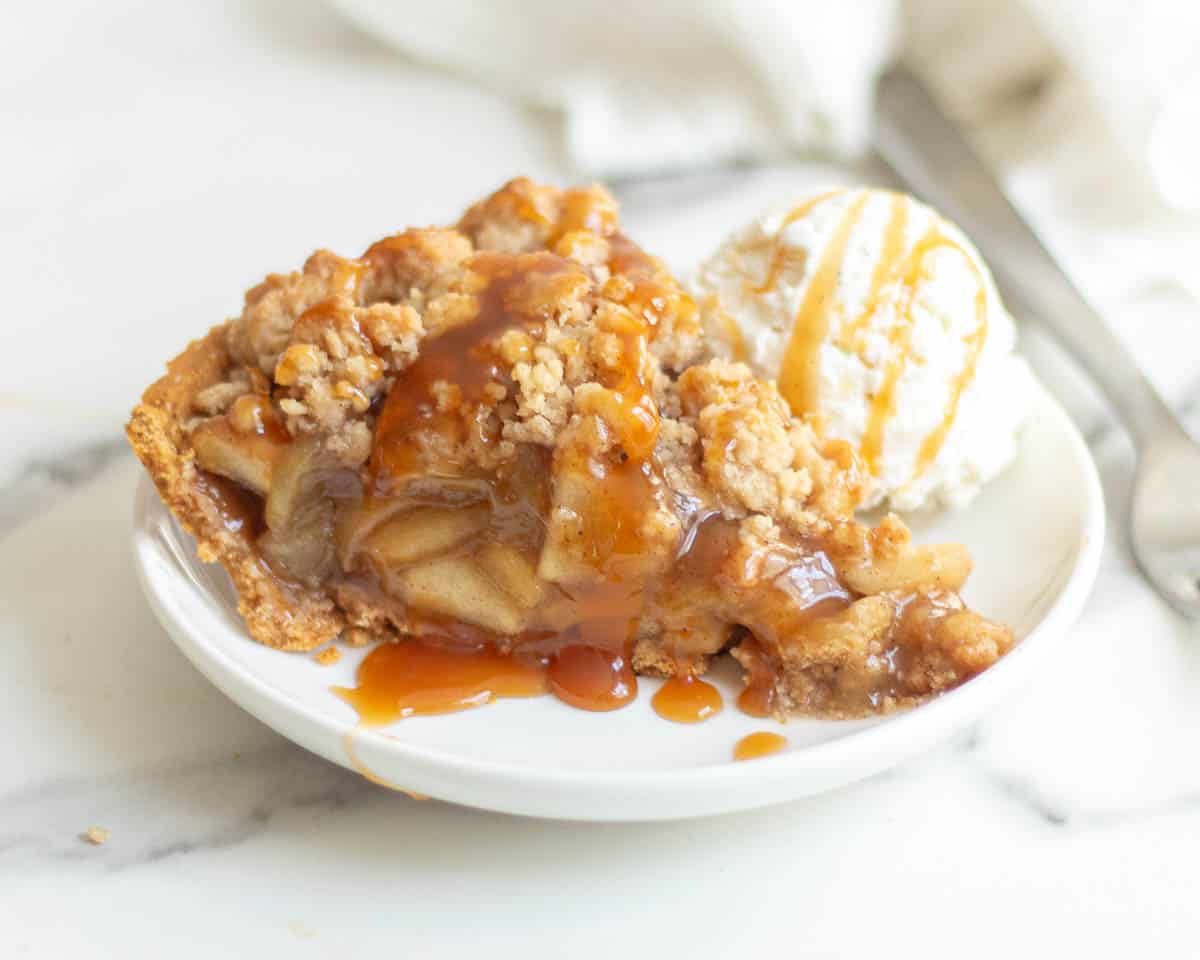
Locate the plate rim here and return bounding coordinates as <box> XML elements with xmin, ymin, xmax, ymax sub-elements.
<box><xmin>131</xmin><ymin>383</ymin><xmax>1105</xmax><ymax>817</ymax></box>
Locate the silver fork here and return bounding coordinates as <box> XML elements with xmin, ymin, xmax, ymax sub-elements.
<box><xmin>874</xmin><ymin>64</ymin><xmax>1200</xmax><ymax>618</ymax></box>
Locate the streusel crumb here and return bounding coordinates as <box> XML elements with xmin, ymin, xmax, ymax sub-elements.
<box><xmin>82</xmin><ymin>826</ymin><xmax>110</xmax><ymax>845</ymax></box>
<box><xmin>314</xmin><ymin>646</ymin><xmax>342</xmax><ymax>666</ymax></box>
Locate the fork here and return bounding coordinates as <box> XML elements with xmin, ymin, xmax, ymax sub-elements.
<box><xmin>874</xmin><ymin>64</ymin><xmax>1200</xmax><ymax>618</ymax></box>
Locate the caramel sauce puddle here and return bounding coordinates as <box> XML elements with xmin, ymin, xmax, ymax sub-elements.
<box><xmin>733</xmin><ymin>732</ymin><xmax>788</xmax><ymax>761</ymax></box>
<box><xmin>333</xmin><ymin>639</ymin><xmax>549</xmax><ymax>724</ymax></box>
<box><xmin>651</xmin><ymin>674</ymin><xmax>724</xmax><ymax>724</ymax></box>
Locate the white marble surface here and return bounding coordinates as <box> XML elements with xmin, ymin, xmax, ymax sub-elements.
<box><xmin>3</xmin><ymin>2</ymin><xmax>1199</xmax><ymax>956</ymax></box>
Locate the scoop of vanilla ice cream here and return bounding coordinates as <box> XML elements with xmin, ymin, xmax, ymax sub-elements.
<box><xmin>694</xmin><ymin>188</ymin><xmax>1034</xmax><ymax>512</ymax></box>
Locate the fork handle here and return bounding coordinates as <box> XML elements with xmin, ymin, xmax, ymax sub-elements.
<box><xmin>873</xmin><ymin>64</ymin><xmax>1186</xmax><ymax>447</ymax></box>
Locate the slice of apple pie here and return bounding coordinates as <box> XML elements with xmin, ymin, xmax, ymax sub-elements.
<box><xmin>128</xmin><ymin>178</ymin><xmax>1013</xmax><ymax>719</ymax></box>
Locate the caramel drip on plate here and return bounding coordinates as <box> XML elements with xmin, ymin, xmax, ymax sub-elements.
<box><xmin>778</xmin><ymin>191</ymin><xmax>870</xmax><ymax>415</ymax></box>
<box><xmin>747</xmin><ymin>188</ymin><xmax>846</xmax><ymax>295</ymax></box>
<box><xmin>546</xmin><ymin>625</ymin><xmax>639</xmax><ymax>712</ymax></box>
<box><xmin>733</xmin><ymin>731</ymin><xmax>788</xmax><ymax>761</ymax></box>
<box><xmin>651</xmin><ymin>674</ymin><xmax>723</xmax><ymax>724</ymax></box>
<box><xmin>342</xmin><ymin>731</ymin><xmax>428</xmax><ymax>799</ymax></box>
<box><xmin>734</xmin><ymin>638</ymin><xmax>780</xmax><ymax>718</ymax></box>
<box><xmin>334</xmin><ymin>639</ymin><xmax>548</xmax><ymax>724</ymax></box>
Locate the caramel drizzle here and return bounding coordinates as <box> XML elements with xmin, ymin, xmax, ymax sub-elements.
<box><xmin>859</xmin><ymin>227</ymin><xmax>989</xmax><ymax>477</ymax></box>
<box><xmin>746</xmin><ymin>188</ymin><xmax>845</xmax><ymax>296</ymax></box>
<box><xmin>330</xmin><ymin>259</ymin><xmax>366</xmax><ymax>300</ymax></box>
<box><xmin>912</xmin><ymin>255</ymin><xmax>988</xmax><ymax>476</ymax></box>
<box><xmin>778</xmin><ymin>191</ymin><xmax>870</xmax><ymax>416</ymax></box>
<box><xmin>771</xmin><ymin>190</ymin><xmax>989</xmax><ymax>481</ymax></box>
<box><xmin>860</xmin><ymin>226</ymin><xmax>942</xmax><ymax>474</ymax></box>
<box><xmin>835</xmin><ymin>193</ymin><xmax>909</xmax><ymax>353</ymax></box>
<box><xmin>706</xmin><ymin>297</ymin><xmax>750</xmax><ymax>363</ymax></box>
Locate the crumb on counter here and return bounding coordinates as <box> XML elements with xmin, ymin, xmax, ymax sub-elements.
<box><xmin>288</xmin><ymin>920</ymin><xmax>318</xmax><ymax>940</ymax></box>
<box><xmin>82</xmin><ymin>826</ymin><xmax>110</xmax><ymax>845</ymax></box>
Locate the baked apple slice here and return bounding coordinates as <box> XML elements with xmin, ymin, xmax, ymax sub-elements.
<box><xmin>391</xmin><ymin>555</ymin><xmax>526</xmax><ymax>635</ymax></box>
<box><xmin>191</xmin><ymin>417</ymin><xmax>285</xmax><ymax>496</ymax></box>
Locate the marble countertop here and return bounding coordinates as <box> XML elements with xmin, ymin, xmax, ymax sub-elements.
<box><xmin>3</xmin><ymin>2</ymin><xmax>1198</xmax><ymax>956</ymax></box>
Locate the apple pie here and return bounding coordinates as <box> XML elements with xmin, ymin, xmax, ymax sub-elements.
<box><xmin>128</xmin><ymin>178</ymin><xmax>1013</xmax><ymax>719</ymax></box>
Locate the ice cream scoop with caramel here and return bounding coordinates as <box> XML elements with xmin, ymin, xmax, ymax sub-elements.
<box><xmin>695</xmin><ymin>188</ymin><xmax>1034</xmax><ymax>511</ymax></box>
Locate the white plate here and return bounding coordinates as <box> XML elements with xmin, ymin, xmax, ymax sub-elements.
<box><xmin>132</xmin><ymin>382</ymin><xmax>1103</xmax><ymax>821</ymax></box>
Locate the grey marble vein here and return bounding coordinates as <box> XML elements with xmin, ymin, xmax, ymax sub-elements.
<box><xmin>982</xmin><ymin>771</ymin><xmax>1071</xmax><ymax>826</ymax></box>
<box><xmin>0</xmin><ymin>436</ymin><xmax>128</xmax><ymax>539</ymax></box>
<box><xmin>981</xmin><ymin>766</ymin><xmax>1200</xmax><ymax>829</ymax></box>
<box><xmin>0</xmin><ymin>744</ymin><xmax>377</xmax><ymax>873</ymax></box>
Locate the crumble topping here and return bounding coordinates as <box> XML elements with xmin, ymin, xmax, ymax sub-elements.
<box><xmin>676</xmin><ymin>359</ymin><xmax>865</xmax><ymax>536</ymax></box>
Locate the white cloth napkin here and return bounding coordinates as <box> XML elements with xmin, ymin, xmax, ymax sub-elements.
<box><xmin>1022</xmin><ymin>0</ymin><xmax>1200</xmax><ymax>214</ymax></box>
<box><xmin>327</xmin><ymin>0</ymin><xmax>896</xmax><ymax>176</ymax></box>
<box><xmin>329</xmin><ymin>0</ymin><xmax>1199</xmax><ymax>397</ymax></box>
<box><xmin>905</xmin><ymin>0</ymin><xmax>1200</xmax><ymax>356</ymax></box>
<box><xmin>330</xmin><ymin>0</ymin><xmax>1198</xmax><ymax>214</ymax></box>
